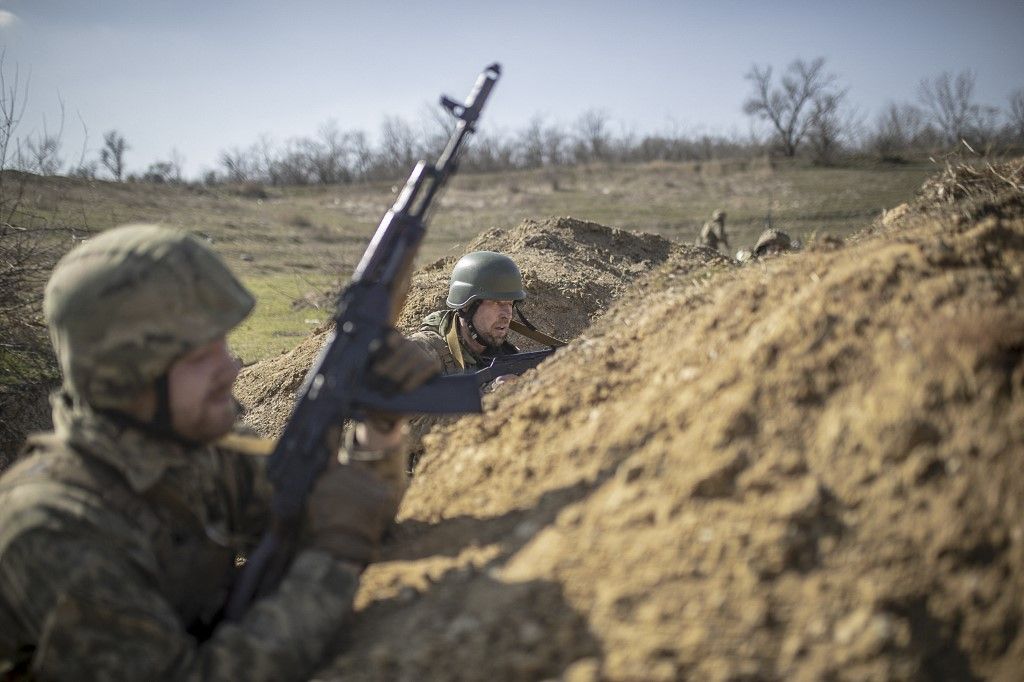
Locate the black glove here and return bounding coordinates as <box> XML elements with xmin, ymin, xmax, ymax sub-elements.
<box><xmin>366</xmin><ymin>330</ymin><xmax>441</xmax><ymax>431</ymax></box>
<box><xmin>371</xmin><ymin>330</ymin><xmax>441</xmax><ymax>393</ymax></box>
<box><xmin>305</xmin><ymin>463</ymin><xmax>399</xmax><ymax>568</ymax></box>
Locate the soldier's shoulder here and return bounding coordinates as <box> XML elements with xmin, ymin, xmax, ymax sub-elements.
<box><xmin>0</xmin><ymin>439</ymin><xmax>134</xmax><ymax>552</ymax></box>
<box><xmin>409</xmin><ymin>327</ymin><xmax>447</xmax><ymax>353</ymax></box>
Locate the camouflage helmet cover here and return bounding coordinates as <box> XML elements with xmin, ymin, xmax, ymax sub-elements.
<box><xmin>753</xmin><ymin>228</ymin><xmax>792</xmax><ymax>256</ymax></box>
<box><xmin>44</xmin><ymin>224</ymin><xmax>254</xmax><ymax>410</ymax></box>
<box><xmin>446</xmin><ymin>251</ymin><xmax>526</xmax><ymax>309</ymax></box>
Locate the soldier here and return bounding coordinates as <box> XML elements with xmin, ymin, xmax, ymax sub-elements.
<box><xmin>753</xmin><ymin>228</ymin><xmax>794</xmax><ymax>257</ymax></box>
<box><xmin>410</xmin><ymin>251</ymin><xmax>526</xmax><ymax>379</ymax></box>
<box><xmin>697</xmin><ymin>209</ymin><xmax>730</xmax><ymax>254</ymax></box>
<box><xmin>405</xmin><ymin>251</ymin><xmax>533</xmax><ymax>466</ymax></box>
<box><xmin>0</xmin><ymin>224</ymin><xmax>438</xmax><ymax>680</ymax></box>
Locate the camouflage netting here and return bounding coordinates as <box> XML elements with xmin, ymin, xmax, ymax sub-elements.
<box><xmin>233</xmin><ymin>217</ymin><xmax>725</xmax><ymax>437</ymax></box>
<box><xmin>315</xmin><ymin>162</ymin><xmax>1024</xmax><ymax>681</ymax></box>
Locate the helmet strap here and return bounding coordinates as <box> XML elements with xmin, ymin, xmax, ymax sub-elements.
<box><xmin>151</xmin><ymin>374</ymin><xmax>177</xmax><ymax>436</ymax></box>
<box><xmin>101</xmin><ymin>374</ymin><xmax>201</xmax><ymax>447</ymax></box>
<box><xmin>459</xmin><ymin>302</ymin><xmax>491</xmax><ymax>349</ymax></box>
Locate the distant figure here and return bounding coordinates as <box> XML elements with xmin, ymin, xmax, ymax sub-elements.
<box><xmin>753</xmin><ymin>228</ymin><xmax>793</xmax><ymax>257</ymax></box>
<box><xmin>737</xmin><ymin>228</ymin><xmax>797</xmax><ymax>262</ymax></box>
<box><xmin>696</xmin><ymin>209</ymin><xmax>730</xmax><ymax>254</ymax></box>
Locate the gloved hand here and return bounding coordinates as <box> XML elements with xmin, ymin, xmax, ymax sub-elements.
<box><xmin>366</xmin><ymin>330</ymin><xmax>441</xmax><ymax>432</ymax></box>
<box><xmin>370</xmin><ymin>330</ymin><xmax>441</xmax><ymax>394</ymax></box>
<box><xmin>305</xmin><ymin>461</ymin><xmax>399</xmax><ymax>568</ymax></box>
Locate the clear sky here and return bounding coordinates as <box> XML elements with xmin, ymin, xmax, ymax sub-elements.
<box><xmin>2</xmin><ymin>0</ymin><xmax>1022</xmax><ymax>177</ymax></box>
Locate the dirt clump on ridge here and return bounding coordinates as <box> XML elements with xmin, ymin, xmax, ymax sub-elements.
<box><xmin>319</xmin><ymin>161</ymin><xmax>1024</xmax><ymax>681</ymax></box>
<box><xmin>233</xmin><ymin>217</ymin><xmax>711</xmax><ymax>437</ymax></box>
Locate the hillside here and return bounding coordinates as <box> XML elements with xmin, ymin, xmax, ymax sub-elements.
<box><xmin>314</xmin><ymin>160</ymin><xmax>1024</xmax><ymax>680</ymax></box>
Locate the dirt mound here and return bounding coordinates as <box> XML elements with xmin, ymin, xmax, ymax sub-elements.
<box><xmin>319</xmin><ymin>161</ymin><xmax>1024</xmax><ymax>680</ymax></box>
<box><xmin>234</xmin><ymin>217</ymin><xmax>704</xmax><ymax>437</ymax></box>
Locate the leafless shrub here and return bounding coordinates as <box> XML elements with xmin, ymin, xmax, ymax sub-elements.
<box><xmin>100</xmin><ymin>129</ymin><xmax>129</xmax><ymax>181</ymax></box>
<box><xmin>743</xmin><ymin>57</ymin><xmax>843</xmax><ymax>157</ymax></box>
<box><xmin>0</xmin><ymin>54</ymin><xmax>89</xmax><ymax>466</ymax></box>
<box><xmin>1010</xmin><ymin>89</ymin><xmax>1024</xmax><ymax>143</ymax></box>
<box><xmin>917</xmin><ymin>70</ymin><xmax>1000</xmax><ymax>152</ymax></box>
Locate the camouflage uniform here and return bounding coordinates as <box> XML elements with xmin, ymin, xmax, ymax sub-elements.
<box><xmin>697</xmin><ymin>210</ymin><xmax>729</xmax><ymax>254</ymax></box>
<box><xmin>406</xmin><ymin>310</ymin><xmax>518</xmax><ymax>458</ymax></box>
<box><xmin>0</xmin><ymin>395</ymin><xmax>359</xmax><ymax>680</ymax></box>
<box><xmin>404</xmin><ymin>252</ymin><xmax>526</xmax><ymax>466</ymax></box>
<box><xmin>410</xmin><ymin>310</ymin><xmax>518</xmax><ymax>377</ymax></box>
<box><xmin>0</xmin><ymin>224</ymin><xmax>400</xmax><ymax>680</ymax></box>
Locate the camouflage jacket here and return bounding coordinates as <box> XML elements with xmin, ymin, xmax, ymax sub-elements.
<box><xmin>697</xmin><ymin>220</ymin><xmax>729</xmax><ymax>251</ymax></box>
<box><xmin>0</xmin><ymin>392</ymin><xmax>359</xmax><ymax>681</ymax></box>
<box><xmin>405</xmin><ymin>310</ymin><xmax>518</xmax><ymax>459</ymax></box>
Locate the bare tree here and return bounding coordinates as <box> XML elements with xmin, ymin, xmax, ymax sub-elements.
<box><xmin>464</xmin><ymin>130</ymin><xmax>514</xmax><ymax>172</ymax></box>
<box><xmin>344</xmin><ymin>130</ymin><xmax>372</xmax><ymax>180</ymax></box>
<box><xmin>100</xmin><ymin>129</ymin><xmax>129</xmax><ymax>181</ymax></box>
<box><xmin>219</xmin><ymin>144</ymin><xmax>261</xmax><ymax>183</ymax></box>
<box><xmin>142</xmin><ymin>160</ymin><xmax>176</xmax><ymax>183</ymax></box>
<box><xmin>307</xmin><ymin>119</ymin><xmax>350</xmax><ymax>184</ymax></box>
<box><xmin>1006</xmin><ymin>88</ymin><xmax>1024</xmax><ymax>143</ymax></box>
<box><xmin>378</xmin><ymin>115</ymin><xmax>418</xmax><ymax>176</ymax></box>
<box><xmin>573</xmin><ymin>109</ymin><xmax>612</xmax><ymax>162</ymax></box>
<box><xmin>0</xmin><ymin>51</ymin><xmax>29</xmax><ymax>224</ymax></box>
<box><xmin>917</xmin><ymin>70</ymin><xmax>980</xmax><ymax>147</ymax></box>
<box><xmin>168</xmin><ymin>147</ymin><xmax>185</xmax><ymax>182</ymax></box>
<box><xmin>743</xmin><ymin>57</ymin><xmax>840</xmax><ymax>157</ymax></box>
<box><xmin>21</xmin><ymin>104</ymin><xmax>65</xmax><ymax>176</ymax></box>
<box><xmin>869</xmin><ymin>102</ymin><xmax>928</xmax><ymax>159</ymax></box>
<box><xmin>805</xmin><ymin>89</ymin><xmax>850</xmax><ymax>164</ymax></box>
<box><xmin>516</xmin><ymin>115</ymin><xmax>546</xmax><ymax>168</ymax></box>
<box><xmin>543</xmin><ymin>122</ymin><xmax>569</xmax><ymax>166</ymax></box>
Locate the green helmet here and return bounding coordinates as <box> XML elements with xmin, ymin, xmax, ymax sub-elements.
<box><xmin>446</xmin><ymin>251</ymin><xmax>526</xmax><ymax>309</ymax></box>
<box><xmin>44</xmin><ymin>224</ymin><xmax>254</xmax><ymax>411</ymax></box>
<box><xmin>753</xmin><ymin>228</ymin><xmax>792</xmax><ymax>256</ymax></box>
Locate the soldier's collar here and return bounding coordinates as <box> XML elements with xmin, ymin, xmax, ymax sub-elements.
<box><xmin>52</xmin><ymin>391</ymin><xmax>205</xmax><ymax>492</ymax></box>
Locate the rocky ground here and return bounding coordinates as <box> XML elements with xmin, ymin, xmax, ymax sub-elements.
<box><xmin>304</xmin><ymin>161</ymin><xmax>1023</xmax><ymax>681</ymax></box>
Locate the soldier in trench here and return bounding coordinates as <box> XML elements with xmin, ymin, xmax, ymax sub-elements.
<box><xmin>406</xmin><ymin>251</ymin><xmax>560</xmax><ymax>467</ymax></box>
<box><xmin>696</xmin><ymin>209</ymin><xmax>730</xmax><ymax>255</ymax></box>
<box><xmin>0</xmin><ymin>224</ymin><xmax>439</xmax><ymax>680</ymax></box>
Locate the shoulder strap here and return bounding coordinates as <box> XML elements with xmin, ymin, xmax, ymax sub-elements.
<box><xmin>444</xmin><ymin>314</ymin><xmax>467</xmax><ymax>370</ymax></box>
<box><xmin>509</xmin><ymin>319</ymin><xmax>566</xmax><ymax>348</ymax></box>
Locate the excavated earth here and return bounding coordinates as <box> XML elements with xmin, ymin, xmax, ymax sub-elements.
<box><xmin>308</xmin><ymin>162</ymin><xmax>1024</xmax><ymax>681</ymax></box>
<box><xmin>234</xmin><ymin>217</ymin><xmax>712</xmax><ymax>437</ymax></box>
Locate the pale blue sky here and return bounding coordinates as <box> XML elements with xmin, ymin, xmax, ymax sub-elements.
<box><xmin>2</xmin><ymin>0</ymin><xmax>1022</xmax><ymax>177</ymax></box>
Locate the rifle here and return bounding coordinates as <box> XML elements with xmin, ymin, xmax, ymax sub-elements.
<box><xmin>472</xmin><ymin>348</ymin><xmax>556</xmax><ymax>387</ymax></box>
<box><xmin>225</xmin><ymin>63</ymin><xmax>502</xmax><ymax>620</ymax></box>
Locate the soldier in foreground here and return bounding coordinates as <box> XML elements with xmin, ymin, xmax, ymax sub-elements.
<box><xmin>697</xmin><ymin>209</ymin><xmax>730</xmax><ymax>255</ymax></box>
<box><xmin>0</xmin><ymin>225</ymin><xmax>438</xmax><ymax>680</ymax></box>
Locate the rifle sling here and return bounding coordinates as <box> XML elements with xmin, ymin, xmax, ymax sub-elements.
<box><xmin>445</xmin><ymin>315</ymin><xmax>467</xmax><ymax>369</ymax></box>
<box><xmin>509</xmin><ymin>319</ymin><xmax>567</xmax><ymax>348</ymax></box>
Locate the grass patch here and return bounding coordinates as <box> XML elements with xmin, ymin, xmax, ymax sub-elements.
<box><xmin>229</xmin><ymin>271</ymin><xmax>336</xmax><ymax>363</ymax></box>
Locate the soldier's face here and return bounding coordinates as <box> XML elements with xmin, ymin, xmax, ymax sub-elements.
<box><xmin>472</xmin><ymin>300</ymin><xmax>514</xmax><ymax>346</ymax></box>
<box><xmin>167</xmin><ymin>336</ymin><xmax>241</xmax><ymax>443</ymax></box>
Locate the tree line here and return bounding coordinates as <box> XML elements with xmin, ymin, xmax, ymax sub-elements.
<box><xmin>5</xmin><ymin>56</ymin><xmax>1024</xmax><ymax>186</ymax></box>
